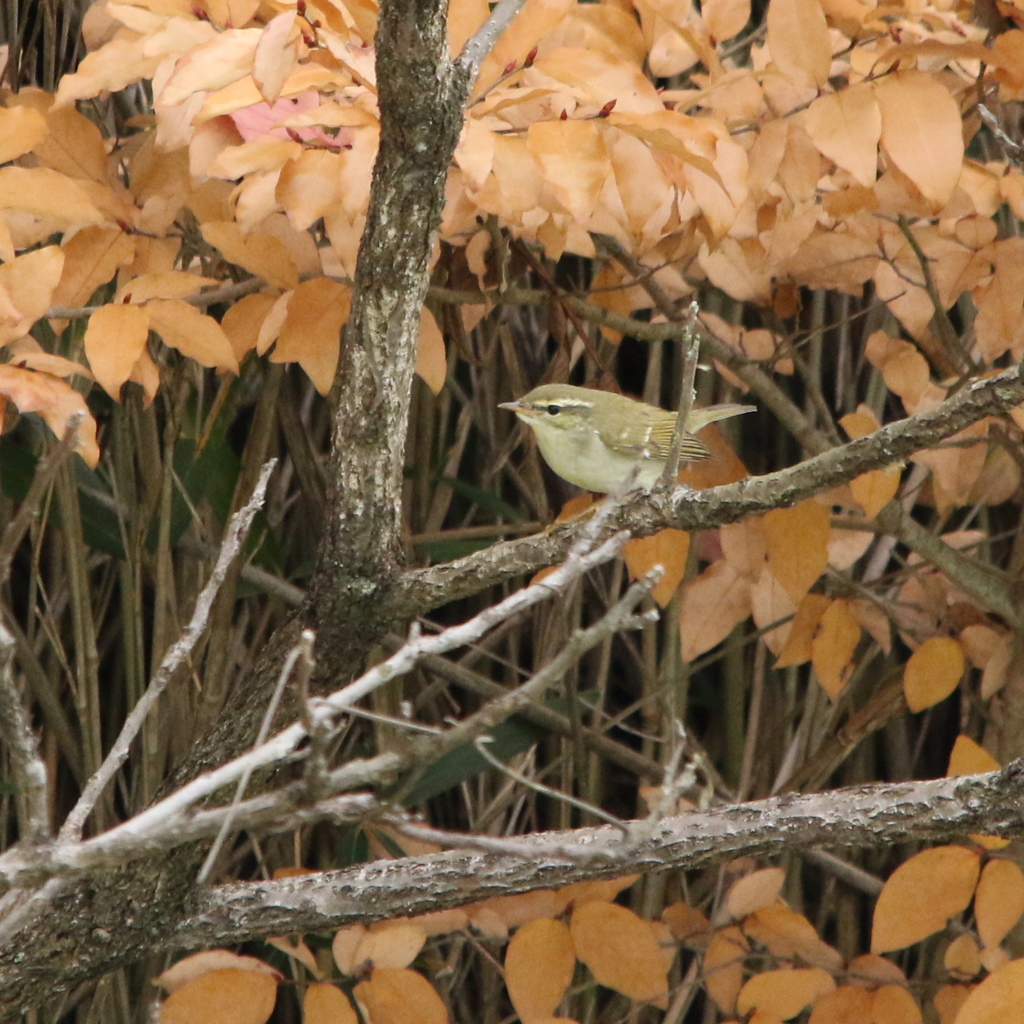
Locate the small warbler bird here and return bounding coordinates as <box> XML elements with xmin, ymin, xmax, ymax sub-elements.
<box><xmin>501</xmin><ymin>383</ymin><xmax>755</xmax><ymax>493</ymax></box>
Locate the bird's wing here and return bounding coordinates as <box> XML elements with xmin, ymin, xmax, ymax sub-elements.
<box><xmin>599</xmin><ymin>411</ymin><xmax>711</xmax><ymax>462</ymax></box>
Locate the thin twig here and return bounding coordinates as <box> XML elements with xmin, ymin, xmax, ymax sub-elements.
<box><xmin>456</xmin><ymin>0</ymin><xmax>529</xmax><ymax>81</ymax></box>
<box><xmin>661</xmin><ymin>302</ymin><xmax>702</xmax><ymax>486</ymax></box>
<box><xmin>197</xmin><ymin>630</ymin><xmax>315</xmax><ymax>883</ymax></box>
<box><xmin>59</xmin><ymin>459</ymin><xmax>277</xmax><ymax>842</ymax></box>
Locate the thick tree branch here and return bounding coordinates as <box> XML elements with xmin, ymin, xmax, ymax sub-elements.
<box><xmin>167</xmin><ymin>762</ymin><xmax>1024</xmax><ymax>949</ymax></box>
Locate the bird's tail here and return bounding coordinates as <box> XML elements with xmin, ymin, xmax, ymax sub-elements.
<box><xmin>689</xmin><ymin>403</ymin><xmax>757</xmax><ymax>431</ymax></box>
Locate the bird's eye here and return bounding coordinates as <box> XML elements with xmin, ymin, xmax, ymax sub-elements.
<box><xmin>545</xmin><ymin>405</ymin><xmax>562</xmax><ymax>416</ymax></box>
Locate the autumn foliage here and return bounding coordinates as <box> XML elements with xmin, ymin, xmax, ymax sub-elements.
<box><xmin>7</xmin><ymin>0</ymin><xmax>1024</xmax><ymax>1018</ymax></box>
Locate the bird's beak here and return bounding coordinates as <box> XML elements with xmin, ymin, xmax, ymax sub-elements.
<box><xmin>499</xmin><ymin>400</ymin><xmax>526</xmax><ymax>415</ymax></box>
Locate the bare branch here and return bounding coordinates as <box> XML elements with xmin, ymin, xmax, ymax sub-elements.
<box><xmin>59</xmin><ymin>460</ymin><xmax>277</xmax><ymax>842</ymax></box>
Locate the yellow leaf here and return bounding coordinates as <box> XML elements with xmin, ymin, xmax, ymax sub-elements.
<box><xmin>766</xmin><ymin>0</ymin><xmax>831</xmax><ymax>86</ymax></box>
<box><xmin>809</xmin><ymin>986</ymin><xmax>872</xmax><ymax>1023</ymax></box>
<box><xmin>146</xmin><ymin>299</ymin><xmax>239</xmax><ymax>372</ymax></box>
<box><xmin>874</xmin><ymin>71</ymin><xmax>964</xmax><ymax>210</ymax></box>
<box><xmin>903</xmin><ymin>637</ymin><xmax>965</xmax><ymax>713</ymax></box>
<box><xmin>871</xmin><ymin>846</ymin><xmax>980</xmax><ymax>953</ymax></box>
<box><xmin>0</xmin><ymin>105</ymin><xmax>48</xmax><ymax>165</ymax></box>
<box><xmin>737</xmin><ymin>967</ymin><xmax>834</xmax><ymax>1019</ymax></box>
<box><xmin>811</xmin><ymin>596</ymin><xmax>860</xmax><ymax>698</ymax></box>
<box><xmin>945</xmin><ymin>935</ymin><xmax>983</xmax><ymax>979</ymax></box>
<box><xmin>160</xmin><ymin>968</ymin><xmax>277</xmax><ymax>1024</ymax></box>
<box><xmin>678</xmin><ymin>560</ymin><xmax>752</xmax><ymax>662</ymax></box>
<box><xmin>84</xmin><ymin>304</ymin><xmax>151</xmax><ymax>400</ymax></box>
<box><xmin>975</xmin><ymin>860</ymin><xmax>1024</xmax><ymax>950</ymax></box>
<box><xmin>353</xmin><ymin>968</ymin><xmax>449</xmax><ymax>1024</ymax></box>
<box><xmin>954</xmin><ymin>958</ymin><xmax>1024</xmax><ymax>1024</ymax></box>
<box><xmin>570</xmin><ymin>902</ymin><xmax>668</xmax><ymax>1005</ymax></box>
<box><xmin>304</xmin><ymin>983</ymin><xmax>357</xmax><ymax>1024</ymax></box>
<box><xmin>505</xmin><ymin>918</ymin><xmax>576</xmax><ymax>1022</ymax></box>
<box><xmin>271</xmin><ymin>277</ymin><xmax>350</xmax><ymax>394</ymax></box>
<box><xmin>803</xmin><ymin>85</ymin><xmax>880</xmax><ymax>188</ymax></box>
<box><xmin>416</xmin><ymin>306</ymin><xmax>447</xmax><ymax>395</ymax></box>
<box><xmin>623</xmin><ymin>529</ymin><xmax>690</xmax><ymax>607</ymax></box>
<box><xmin>764</xmin><ymin>500</ymin><xmax>830</xmax><ymax>604</ymax></box>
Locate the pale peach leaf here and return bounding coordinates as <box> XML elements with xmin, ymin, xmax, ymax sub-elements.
<box><xmin>146</xmin><ymin>299</ymin><xmax>239</xmax><ymax>371</ymax></box>
<box><xmin>253</xmin><ymin>11</ymin><xmax>297</xmax><ymax>104</ymax></box>
<box><xmin>874</xmin><ymin>71</ymin><xmax>964</xmax><ymax>210</ymax></box>
<box><xmin>354</xmin><ymin>924</ymin><xmax>427</xmax><ymax>970</ymax></box>
<box><xmin>803</xmin><ymin>85</ymin><xmax>880</xmax><ymax>188</ymax></box>
<box><xmin>416</xmin><ymin>306</ymin><xmax>447</xmax><ymax>395</ymax></box>
<box><xmin>158</xmin><ymin>28</ymin><xmax>263</xmax><ymax>108</ymax></box>
<box><xmin>201</xmin><ymin>221</ymin><xmax>300</xmax><ymax>290</ymax></box>
<box><xmin>51</xmin><ymin>225</ymin><xmax>135</xmax><ymax>311</ymax></box>
<box><xmin>678</xmin><ymin>560</ymin><xmax>752</xmax><ymax>662</ymax></box>
<box><xmin>155</xmin><ymin>952</ymin><xmax>282</xmax><ymax>994</ymax></box>
<box><xmin>272</xmin><ymin>277</ymin><xmax>350</xmax><ymax>394</ymax></box>
<box><xmin>766</xmin><ymin>0</ymin><xmax>831</xmax><ymax>86</ymax></box>
<box><xmin>333</xmin><ymin>925</ymin><xmax>368</xmax><ymax>975</ymax></box>
<box><xmin>702</xmin><ymin>0</ymin><xmax>750</xmax><ymax>41</ymax></box>
<box><xmin>0</xmin><ymin>166</ymin><xmax>104</xmax><ymax>226</ymax></box>
<box><xmin>871</xmin><ymin>846</ymin><xmax>980</xmax><ymax>953</ymax></box>
<box><xmin>84</xmin><ymin>304</ymin><xmax>151</xmax><ymax>400</ymax></box>
<box><xmin>527</xmin><ymin>120</ymin><xmax>610</xmax><ymax>223</ymax></box>
<box><xmin>0</xmin><ymin>246</ymin><xmax>64</xmax><ymax>346</ymax></box>
<box><xmin>0</xmin><ymin>105</ymin><xmax>48</xmax><ymax>165</ymax></box>
<box><xmin>726</xmin><ymin>867</ymin><xmax>784</xmax><ymax>919</ymax></box>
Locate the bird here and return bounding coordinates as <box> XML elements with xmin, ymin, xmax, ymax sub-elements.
<box><xmin>500</xmin><ymin>383</ymin><xmax>754</xmax><ymax>493</ymax></box>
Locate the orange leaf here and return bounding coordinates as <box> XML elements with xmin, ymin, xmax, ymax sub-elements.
<box><xmin>623</xmin><ymin>529</ymin><xmax>690</xmax><ymax>607</ymax></box>
<box><xmin>720</xmin><ymin>518</ymin><xmax>767</xmax><ymax>580</ymax></box>
<box><xmin>803</xmin><ymin>84</ymin><xmax>880</xmax><ymax>188</ymax></box>
<box><xmin>703</xmin><ymin>926</ymin><xmax>748</xmax><ymax>1014</ymax></box>
<box><xmin>775</xmin><ymin>592</ymin><xmax>830</xmax><ymax>668</ymax></box>
<box><xmin>808</xmin><ymin>985</ymin><xmax>872</xmax><ymax>1023</ymax></box>
<box><xmin>0</xmin><ymin>364</ymin><xmax>99</xmax><ymax>467</ymax></box>
<box><xmin>304</xmin><ymin>983</ymin><xmax>358</xmax><ymax>1024</ymax></box>
<box><xmin>737</xmin><ymin>967</ymin><xmax>835</xmax><ymax>1019</ymax></box>
<box><xmin>84</xmin><ymin>303</ymin><xmax>151</xmax><ymax>400</ymax></box>
<box><xmin>763</xmin><ymin>500</ymin><xmax>830</xmax><ymax>604</ymax></box>
<box><xmin>333</xmin><ymin>925</ymin><xmax>367</xmax><ymax>975</ymax></box>
<box><xmin>872</xmin><ymin>984</ymin><xmax>922</xmax><ymax>1024</ymax></box>
<box><xmin>947</xmin><ymin>736</ymin><xmax>1001</xmax><ymax>777</ymax></box>
<box><xmin>946</xmin><ymin>934</ymin><xmax>983</xmax><ymax>980</ymax></box>
<box><xmin>353</xmin><ymin>968</ymin><xmax>449</xmax><ymax>1024</ymax></box>
<box><xmin>160</xmin><ymin>968</ymin><xmax>277</xmax><ymax>1024</ymax></box>
<box><xmin>678</xmin><ymin>560</ymin><xmax>752</xmax><ymax>662</ymax></box>
<box><xmin>554</xmin><ymin>876</ymin><xmax>638</xmax><ymax>911</ymax></box>
<box><xmin>505</xmin><ymin>918</ymin><xmax>576</xmax><ymax>1022</ymax></box>
<box><xmin>954</xmin><ymin>958</ymin><xmax>1024</xmax><ymax>1024</ymax></box>
<box><xmin>975</xmin><ymin>860</ymin><xmax>1024</xmax><ymax>950</ymax></box>
<box><xmin>903</xmin><ymin>637</ymin><xmax>965</xmax><ymax>713</ymax></box>
<box><xmin>811</xmin><ymin>599</ymin><xmax>860</xmax><ymax>699</ymax></box>
<box><xmin>155</xmin><ymin>952</ymin><xmax>282</xmax><ymax>993</ymax></box>
<box><xmin>416</xmin><ymin>306</ymin><xmax>447</xmax><ymax>395</ymax></box>
<box><xmin>766</xmin><ymin>0</ymin><xmax>831</xmax><ymax>86</ymax></box>
<box><xmin>871</xmin><ymin>846</ymin><xmax>980</xmax><ymax>953</ymax></box>
<box><xmin>570</xmin><ymin>902</ymin><xmax>668</xmax><ymax>1005</ymax></box>
<box><xmin>933</xmin><ymin>984</ymin><xmax>972</xmax><ymax>1024</ymax></box>
<box><xmin>745</xmin><ymin>904</ymin><xmax>843</xmax><ymax>971</ymax></box>
<box><xmin>873</xmin><ymin>71</ymin><xmax>964</xmax><ymax>210</ymax></box>
<box><xmin>146</xmin><ymin>299</ymin><xmax>239</xmax><ymax>372</ymax></box>
<box><xmin>849</xmin><ymin>468</ymin><xmax>900</xmax><ymax>518</ymax></box>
